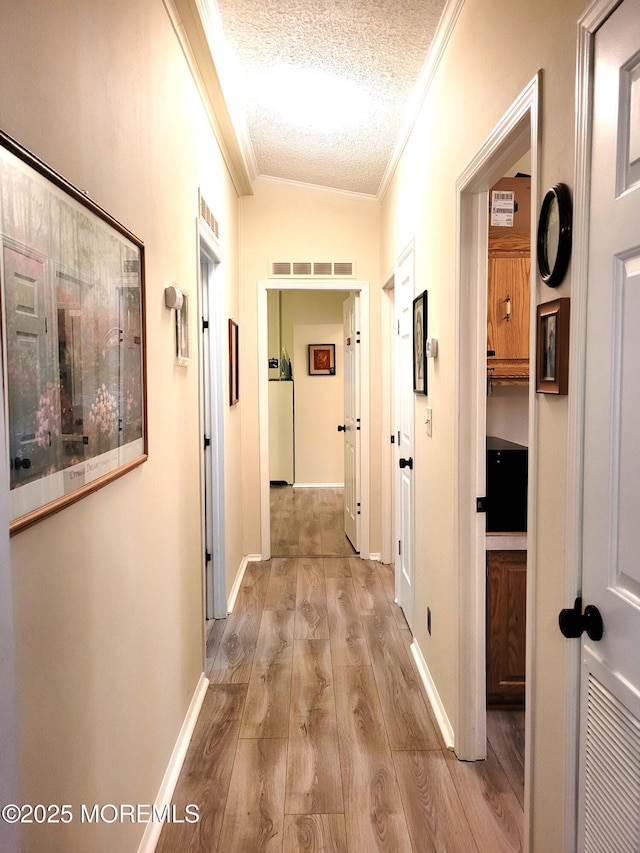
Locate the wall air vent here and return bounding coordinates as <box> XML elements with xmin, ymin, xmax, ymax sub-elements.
<box><xmin>198</xmin><ymin>192</ymin><xmax>219</xmax><ymax>239</ymax></box>
<box><xmin>269</xmin><ymin>260</ymin><xmax>355</xmax><ymax>279</ymax></box>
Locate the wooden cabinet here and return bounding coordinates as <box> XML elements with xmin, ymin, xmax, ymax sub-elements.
<box><xmin>486</xmin><ymin>549</ymin><xmax>526</xmax><ymax>707</ymax></box>
<box><xmin>487</xmin><ymin>177</ymin><xmax>531</xmax><ymax>383</ymax></box>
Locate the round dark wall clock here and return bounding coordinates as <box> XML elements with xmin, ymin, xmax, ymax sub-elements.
<box><xmin>537</xmin><ymin>183</ymin><xmax>572</xmax><ymax>287</ymax></box>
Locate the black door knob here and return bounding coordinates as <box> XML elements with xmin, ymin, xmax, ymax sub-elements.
<box><xmin>13</xmin><ymin>457</ymin><xmax>31</xmax><ymax>470</ymax></box>
<box><xmin>559</xmin><ymin>597</ymin><xmax>603</xmax><ymax>642</ymax></box>
<box><xmin>399</xmin><ymin>457</ymin><xmax>413</xmax><ymax>470</ymax></box>
<box><xmin>337</xmin><ymin>424</ymin><xmax>346</xmax><ymax>432</ymax></box>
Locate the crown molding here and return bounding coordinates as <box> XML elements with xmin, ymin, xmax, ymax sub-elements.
<box><xmin>164</xmin><ymin>0</ymin><xmax>258</xmax><ymax>196</ymax></box>
<box><xmin>377</xmin><ymin>0</ymin><xmax>466</xmax><ymax>201</ymax></box>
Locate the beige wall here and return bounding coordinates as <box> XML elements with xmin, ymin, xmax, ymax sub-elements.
<box><xmin>239</xmin><ymin>179</ymin><xmax>382</xmax><ymax>555</ymax></box>
<box><xmin>381</xmin><ymin>0</ymin><xmax>585</xmax><ymax>848</ymax></box>
<box><xmin>1</xmin><ymin>1</ymin><xmax>242</xmax><ymax>850</ymax></box>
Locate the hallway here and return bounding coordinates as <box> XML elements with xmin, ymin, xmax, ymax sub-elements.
<box><xmin>157</xmin><ymin>492</ymin><xmax>523</xmax><ymax>852</ymax></box>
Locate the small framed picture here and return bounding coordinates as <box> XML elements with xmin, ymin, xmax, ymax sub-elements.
<box><xmin>229</xmin><ymin>319</ymin><xmax>239</xmax><ymax>405</ymax></box>
<box><xmin>308</xmin><ymin>344</ymin><xmax>335</xmax><ymax>376</ymax></box>
<box><xmin>536</xmin><ymin>298</ymin><xmax>570</xmax><ymax>395</ymax></box>
<box><xmin>413</xmin><ymin>291</ymin><xmax>428</xmax><ymax>394</ymax></box>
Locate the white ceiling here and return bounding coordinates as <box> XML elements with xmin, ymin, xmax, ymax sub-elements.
<box><xmin>214</xmin><ymin>0</ymin><xmax>450</xmax><ymax>196</ymax></box>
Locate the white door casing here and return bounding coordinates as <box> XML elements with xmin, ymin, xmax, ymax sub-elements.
<box><xmin>577</xmin><ymin>1</ymin><xmax>640</xmax><ymax>847</ymax></box>
<box><xmin>395</xmin><ymin>244</ymin><xmax>415</xmax><ymax>631</ymax></box>
<box><xmin>199</xmin><ymin>228</ymin><xmax>226</xmax><ymax>621</ymax></box>
<box><xmin>343</xmin><ymin>292</ymin><xmax>360</xmax><ymax>552</ymax></box>
<box><xmin>257</xmin><ymin>280</ymin><xmax>370</xmax><ymax>560</ymax></box>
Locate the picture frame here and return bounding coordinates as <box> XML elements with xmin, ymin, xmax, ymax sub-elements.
<box><xmin>536</xmin><ymin>298</ymin><xmax>570</xmax><ymax>395</ymax></box>
<box><xmin>229</xmin><ymin>319</ymin><xmax>239</xmax><ymax>405</ymax></box>
<box><xmin>0</xmin><ymin>129</ymin><xmax>147</xmax><ymax>534</ymax></box>
<box><xmin>308</xmin><ymin>343</ymin><xmax>335</xmax><ymax>376</ymax></box>
<box><xmin>413</xmin><ymin>290</ymin><xmax>428</xmax><ymax>394</ymax></box>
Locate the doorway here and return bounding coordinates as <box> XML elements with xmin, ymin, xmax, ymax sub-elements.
<box><xmin>199</xmin><ymin>230</ymin><xmax>226</xmax><ymax>622</ymax></box>
<box><xmin>455</xmin><ymin>76</ymin><xmax>539</xmax><ymax>841</ymax></box>
<box><xmin>257</xmin><ymin>280</ymin><xmax>371</xmax><ymax>561</ymax></box>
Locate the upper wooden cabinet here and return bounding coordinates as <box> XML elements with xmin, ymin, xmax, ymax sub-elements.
<box><xmin>487</xmin><ymin>176</ymin><xmax>531</xmax><ymax>383</ymax></box>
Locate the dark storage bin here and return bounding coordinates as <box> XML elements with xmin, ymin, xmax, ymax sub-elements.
<box><xmin>486</xmin><ymin>437</ymin><xmax>528</xmax><ymax>532</ymax></box>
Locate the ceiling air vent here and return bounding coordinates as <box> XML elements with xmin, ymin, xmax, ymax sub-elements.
<box><xmin>269</xmin><ymin>260</ymin><xmax>356</xmax><ymax>279</ymax></box>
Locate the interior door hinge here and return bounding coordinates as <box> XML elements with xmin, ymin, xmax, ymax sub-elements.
<box><xmin>391</xmin><ymin>434</ymin><xmax>395</xmax><ymax>444</ymax></box>
<box><xmin>398</xmin><ymin>540</ymin><xmax>402</xmax><ymax>556</ymax></box>
<box><xmin>204</xmin><ymin>435</ymin><xmax>211</xmax><ymax>449</ymax></box>
<box><xmin>476</xmin><ymin>497</ymin><xmax>487</xmax><ymax>513</ymax></box>
<box><xmin>356</xmin><ymin>418</ymin><xmax>361</xmax><ymax>431</ymax></box>
<box><xmin>202</xmin><ymin>318</ymin><xmax>209</xmax><ymax>331</ymax></box>
<box><xmin>205</xmin><ymin>550</ymin><xmax>212</xmax><ymax>564</ymax></box>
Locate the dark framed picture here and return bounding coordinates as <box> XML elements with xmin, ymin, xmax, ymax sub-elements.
<box><xmin>229</xmin><ymin>319</ymin><xmax>239</xmax><ymax>405</ymax></box>
<box><xmin>413</xmin><ymin>290</ymin><xmax>428</xmax><ymax>394</ymax></box>
<box><xmin>536</xmin><ymin>298</ymin><xmax>570</xmax><ymax>395</ymax></box>
<box><xmin>0</xmin><ymin>129</ymin><xmax>147</xmax><ymax>534</ymax></box>
<box><xmin>308</xmin><ymin>343</ymin><xmax>335</xmax><ymax>376</ymax></box>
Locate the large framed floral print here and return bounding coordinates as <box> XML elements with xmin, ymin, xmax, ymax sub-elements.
<box><xmin>0</xmin><ymin>129</ymin><xmax>147</xmax><ymax>533</ymax></box>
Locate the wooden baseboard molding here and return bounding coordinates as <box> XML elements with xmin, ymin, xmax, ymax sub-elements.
<box><xmin>410</xmin><ymin>639</ymin><xmax>455</xmax><ymax>750</ymax></box>
<box><xmin>137</xmin><ymin>672</ymin><xmax>208</xmax><ymax>853</ymax></box>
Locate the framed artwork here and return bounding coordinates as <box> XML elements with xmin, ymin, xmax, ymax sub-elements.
<box><xmin>0</xmin><ymin>129</ymin><xmax>147</xmax><ymax>534</ymax></box>
<box><xmin>229</xmin><ymin>319</ymin><xmax>239</xmax><ymax>405</ymax></box>
<box><xmin>413</xmin><ymin>290</ymin><xmax>428</xmax><ymax>394</ymax></box>
<box><xmin>536</xmin><ymin>298</ymin><xmax>570</xmax><ymax>395</ymax></box>
<box><xmin>308</xmin><ymin>343</ymin><xmax>335</xmax><ymax>376</ymax></box>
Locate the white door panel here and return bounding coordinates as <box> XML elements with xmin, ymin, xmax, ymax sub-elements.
<box><xmin>579</xmin><ymin>1</ymin><xmax>640</xmax><ymax>846</ymax></box>
<box><xmin>395</xmin><ymin>248</ymin><xmax>414</xmax><ymax>630</ymax></box>
<box><xmin>343</xmin><ymin>292</ymin><xmax>360</xmax><ymax>551</ymax></box>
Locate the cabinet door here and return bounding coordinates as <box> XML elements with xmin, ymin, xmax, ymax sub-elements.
<box><xmin>487</xmin><ymin>254</ymin><xmax>530</xmax><ymax>361</ymax></box>
<box><xmin>487</xmin><ymin>550</ymin><xmax>526</xmax><ymax>707</ymax></box>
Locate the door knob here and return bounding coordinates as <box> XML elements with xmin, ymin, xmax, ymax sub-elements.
<box><xmin>399</xmin><ymin>457</ymin><xmax>413</xmax><ymax>470</ymax></box>
<box><xmin>337</xmin><ymin>424</ymin><xmax>346</xmax><ymax>432</ymax></box>
<box><xmin>559</xmin><ymin>597</ymin><xmax>603</xmax><ymax>641</ymax></box>
<box><xmin>13</xmin><ymin>456</ymin><xmax>31</xmax><ymax>470</ymax></box>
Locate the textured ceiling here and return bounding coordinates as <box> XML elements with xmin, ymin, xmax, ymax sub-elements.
<box><xmin>214</xmin><ymin>0</ymin><xmax>449</xmax><ymax>195</ymax></box>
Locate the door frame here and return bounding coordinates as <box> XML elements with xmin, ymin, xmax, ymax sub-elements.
<box><xmin>455</xmin><ymin>74</ymin><xmax>539</xmax><ymax>820</ymax></box>
<box><xmin>381</xmin><ymin>273</ymin><xmax>396</xmax><ymax>566</ymax></box>
<box><xmin>198</xmin><ymin>220</ymin><xmax>226</xmax><ymax>622</ymax></box>
<box><xmin>257</xmin><ymin>279</ymin><xmax>370</xmax><ymax>560</ymax></box>
<box><xmin>565</xmin><ymin>2</ymin><xmax>625</xmax><ymax>849</ymax></box>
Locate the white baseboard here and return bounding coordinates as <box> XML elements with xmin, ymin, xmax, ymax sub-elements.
<box><xmin>227</xmin><ymin>554</ymin><xmax>262</xmax><ymax>613</ymax></box>
<box><xmin>137</xmin><ymin>672</ymin><xmax>209</xmax><ymax>853</ymax></box>
<box><xmin>292</xmin><ymin>482</ymin><xmax>344</xmax><ymax>488</ymax></box>
<box><xmin>410</xmin><ymin>639</ymin><xmax>455</xmax><ymax>750</ymax></box>
<box><xmin>368</xmin><ymin>552</ymin><xmax>382</xmax><ymax>562</ymax></box>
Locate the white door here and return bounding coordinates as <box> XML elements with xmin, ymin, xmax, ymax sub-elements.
<box><xmin>578</xmin><ymin>1</ymin><xmax>640</xmax><ymax>847</ymax></box>
<box><xmin>343</xmin><ymin>292</ymin><xmax>360</xmax><ymax>551</ymax></box>
<box><xmin>200</xmin><ymin>249</ymin><xmax>226</xmax><ymax>621</ymax></box>
<box><xmin>395</xmin><ymin>248</ymin><xmax>415</xmax><ymax>630</ymax></box>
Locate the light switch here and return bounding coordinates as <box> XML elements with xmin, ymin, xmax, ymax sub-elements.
<box><xmin>425</xmin><ymin>406</ymin><xmax>433</xmax><ymax>437</ymax></box>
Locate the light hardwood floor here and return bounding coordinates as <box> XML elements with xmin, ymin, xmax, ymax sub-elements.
<box><xmin>270</xmin><ymin>485</ymin><xmax>356</xmax><ymax>557</ymax></box>
<box><xmin>158</xmin><ymin>490</ymin><xmax>524</xmax><ymax>852</ymax></box>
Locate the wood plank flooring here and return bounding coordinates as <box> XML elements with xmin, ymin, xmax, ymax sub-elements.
<box><xmin>158</xmin><ymin>489</ymin><xmax>524</xmax><ymax>852</ymax></box>
<box><xmin>271</xmin><ymin>486</ymin><xmax>356</xmax><ymax>557</ymax></box>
